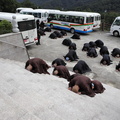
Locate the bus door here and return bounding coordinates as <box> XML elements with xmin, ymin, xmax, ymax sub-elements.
<box><xmin>41</xmin><ymin>12</ymin><xmax>48</xmax><ymax>23</ymax></box>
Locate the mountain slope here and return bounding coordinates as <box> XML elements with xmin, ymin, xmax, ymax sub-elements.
<box><xmin>17</xmin><ymin>0</ymin><xmax>120</xmax><ymax>12</ymax></box>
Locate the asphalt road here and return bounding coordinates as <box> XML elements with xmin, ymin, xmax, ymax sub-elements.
<box><xmin>27</xmin><ymin>29</ymin><xmax>120</xmax><ymax>89</ymax></box>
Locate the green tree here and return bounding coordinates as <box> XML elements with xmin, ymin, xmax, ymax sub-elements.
<box><xmin>0</xmin><ymin>0</ymin><xmax>19</xmax><ymax>12</ymax></box>
<box><xmin>20</xmin><ymin>0</ymin><xmax>36</xmax><ymax>9</ymax></box>
<box><xmin>0</xmin><ymin>20</ymin><xmax>12</xmax><ymax>34</ymax></box>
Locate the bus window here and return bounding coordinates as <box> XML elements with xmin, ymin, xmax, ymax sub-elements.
<box><xmin>74</xmin><ymin>17</ymin><xmax>79</xmax><ymax>23</ymax></box>
<box><xmin>22</xmin><ymin>12</ymin><xmax>27</xmax><ymax>14</ymax></box>
<box><xmin>69</xmin><ymin>16</ymin><xmax>75</xmax><ymax>23</ymax></box>
<box><xmin>38</xmin><ymin>13</ymin><xmax>41</xmax><ymax>18</ymax></box>
<box><xmin>18</xmin><ymin>20</ymin><xmax>36</xmax><ymax>31</ymax></box>
<box><xmin>59</xmin><ymin>15</ymin><xmax>63</xmax><ymax>21</ymax></box>
<box><xmin>27</xmin><ymin>12</ymin><xmax>32</xmax><ymax>15</ymax></box>
<box><xmin>86</xmin><ymin>17</ymin><xmax>93</xmax><ymax>23</ymax></box>
<box><xmin>33</xmin><ymin>13</ymin><xmax>38</xmax><ymax>17</ymax></box>
<box><xmin>79</xmin><ymin>17</ymin><xmax>84</xmax><ymax>24</ymax></box>
<box><xmin>65</xmin><ymin>15</ymin><xmax>69</xmax><ymax>22</ymax></box>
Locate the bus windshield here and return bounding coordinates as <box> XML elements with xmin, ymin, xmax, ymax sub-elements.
<box><xmin>18</xmin><ymin>20</ymin><xmax>36</xmax><ymax>31</ymax></box>
<box><xmin>113</xmin><ymin>19</ymin><xmax>120</xmax><ymax>26</ymax></box>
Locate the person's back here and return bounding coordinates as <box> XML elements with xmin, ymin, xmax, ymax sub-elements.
<box><xmin>68</xmin><ymin>75</ymin><xmax>95</xmax><ymax>97</ymax></box>
<box><xmin>49</xmin><ymin>32</ymin><xmax>57</xmax><ymax>39</ymax></box>
<box><xmin>87</xmin><ymin>48</ymin><xmax>98</xmax><ymax>58</ymax></box>
<box><xmin>62</xmin><ymin>38</ymin><xmax>72</xmax><ymax>46</ymax></box>
<box><xmin>82</xmin><ymin>43</ymin><xmax>90</xmax><ymax>51</ymax></box>
<box><xmin>100</xmin><ymin>54</ymin><xmax>112</xmax><ymax>65</ymax></box>
<box><xmin>25</xmin><ymin>58</ymin><xmax>50</xmax><ymax>74</ymax></box>
<box><xmin>89</xmin><ymin>41</ymin><xmax>96</xmax><ymax>48</ymax></box>
<box><xmin>95</xmin><ymin>39</ymin><xmax>104</xmax><ymax>48</ymax></box>
<box><xmin>69</xmin><ymin>43</ymin><xmax>77</xmax><ymax>50</ymax></box>
<box><xmin>52</xmin><ymin>58</ymin><xmax>66</xmax><ymax>67</ymax></box>
<box><xmin>73</xmin><ymin>60</ymin><xmax>91</xmax><ymax>74</ymax></box>
<box><xmin>116</xmin><ymin>61</ymin><xmax>120</xmax><ymax>71</ymax></box>
<box><xmin>71</xmin><ymin>33</ymin><xmax>80</xmax><ymax>39</ymax></box>
<box><xmin>111</xmin><ymin>48</ymin><xmax>120</xmax><ymax>57</ymax></box>
<box><xmin>53</xmin><ymin>65</ymin><xmax>70</xmax><ymax>81</ymax></box>
<box><xmin>99</xmin><ymin>46</ymin><xmax>109</xmax><ymax>56</ymax></box>
<box><xmin>64</xmin><ymin>49</ymin><xmax>79</xmax><ymax>61</ymax></box>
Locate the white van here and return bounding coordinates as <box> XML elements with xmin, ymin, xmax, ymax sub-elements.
<box><xmin>0</xmin><ymin>12</ymin><xmax>38</xmax><ymax>46</ymax></box>
<box><xmin>110</xmin><ymin>16</ymin><xmax>120</xmax><ymax>37</ymax></box>
<box><xmin>20</xmin><ymin>9</ymin><xmax>48</xmax><ymax>23</ymax></box>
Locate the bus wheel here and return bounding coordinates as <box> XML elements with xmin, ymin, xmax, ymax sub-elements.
<box><xmin>113</xmin><ymin>31</ymin><xmax>119</xmax><ymax>37</ymax></box>
<box><xmin>70</xmin><ymin>28</ymin><xmax>75</xmax><ymax>34</ymax></box>
<box><xmin>50</xmin><ymin>24</ymin><xmax>53</xmax><ymax>28</ymax></box>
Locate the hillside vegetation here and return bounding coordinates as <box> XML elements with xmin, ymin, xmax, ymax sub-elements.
<box><xmin>17</xmin><ymin>0</ymin><xmax>120</xmax><ymax>13</ymax></box>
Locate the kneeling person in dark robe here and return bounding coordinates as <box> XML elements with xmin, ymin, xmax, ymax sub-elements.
<box><xmin>52</xmin><ymin>58</ymin><xmax>66</xmax><ymax>67</ymax></box>
<box><xmin>95</xmin><ymin>39</ymin><xmax>104</xmax><ymax>48</ymax></box>
<box><xmin>99</xmin><ymin>46</ymin><xmax>109</xmax><ymax>56</ymax></box>
<box><xmin>44</xmin><ymin>27</ymin><xmax>51</xmax><ymax>32</ymax></box>
<box><xmin>54</xmin><ymin>31</ymin><xmax>63</xmax><ymax>38</ymax></box>
<box><xmin>49</xmin><ymin>32</ymin><xmax>57</xmax><ymax>39</ymax></box>
<box><xmin>116</xmin><ymin>61</ymin><xmax>120</xmax><ymax>71</ymax></box>
<box><xmin>64</xmin><ymin>49</ymin><xmax>79</xmax><ymax>62</ymax></box>
<box><xmin>100</xmin><ymin>54</ymin><xmax>112</xmax><ymax>66</ymax></box>
<box><xmin>71</xmin><ymin>33</ymin><xmax>80</xmax><ymax>39</ymax></box>
<box><xmin>60</xmin><ymin>30</ymin><xmax>67</xmax><ymax>36</ymax></box>
<box><xmin>89</xmin><ymin>41</ymin><xmax>96</xmax><ymax>48</ymax></box>
<box><xmin>87</xmin><ymin>48</ymin><xmax>98</xmax><ymax>58</ymax></box>
<box><xmin>69</xmin><ymin>43</ymin><xmax>77</xmax><ymax>50</ymax></box>
<box><xmin>111</xmin><ymin>48</ymin><xmax>120</xmax><ymax>58</ymax></box>
<box><xmin>68</xmin><ymin>75</ymin><xmax>95</xmax><ymax>97</ymax></box>
<box><xmin>52</xmin><ymin>65</ymin><xmax>70</xmax><ymax>81</ymax></box>
<box><xmin>82</xmin><ymin>43</ymin><xmax>90</xmax><ymax>51</ymax></box>
<box><xmin>73</xmin><ymin>60</ymin><xmax>91</xmax><ymax>74</ymax></box>
<box><xmin>25</xmin><ymin>58</ymin><xmax>50</xmax><ymax>74</ymax></box>
<box><xmin>62</xmin><ymin>38</ymin><xmax>72</xmax><ymax>46</ymax></box>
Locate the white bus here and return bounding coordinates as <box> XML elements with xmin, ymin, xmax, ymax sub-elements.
<box><xmin>20</xmin><ymin>9</ymin><xmax>48</xmax><ymax>23</ymax></box>
<box><xmin>47</xmin><ymin>11</ymin><xmax>95</xmax><ymax>34</ymax></box>
<box><xmin>110</xmin><ymin>16</ymin><xmax>120</xmax><ymax>37</ymax></box>
<box><xmin>0</xmin><ymin>12</ymin><xmax>38</xmax><ymax>46</ymax></box>
<box><xmin>66</xmin><ymin>11</ymin><xmax>101</xmax><ymax>30</ymax></box>
<box><xmin>16</xmin><ymin>7</ymin><xmax>33</xmax><ymax>13</ymax></box>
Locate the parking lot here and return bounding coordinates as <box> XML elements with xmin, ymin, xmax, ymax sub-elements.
<box><xmin>27</xmin><ymin>29</ymin><xmax>120</xmax><ymax>89</ymax></box>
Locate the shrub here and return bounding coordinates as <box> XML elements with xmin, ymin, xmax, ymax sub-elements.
<box><xmin>0</xmin><ymin>20</ymin><xmax>12</xmax><ymax>34</ymax></box>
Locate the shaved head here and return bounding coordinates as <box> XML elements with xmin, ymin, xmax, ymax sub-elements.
<box><xmin>26</xmin><ymin>64</ymin><xmax>32</xmax><ymax>71</ymax></box>
<box><xmin>72</xmin><ymin>85</ymin><xmax>79</xmax><ymax>93</ymax></box>
<box><xmin>53</xmin><ymin>70</ymin><xmax>59</xmax><ymax>75</ymax></box>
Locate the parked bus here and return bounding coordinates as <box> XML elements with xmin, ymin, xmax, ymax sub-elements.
<box><xmin>66</xmin><ymin>11</ymin><xmax>101</xmax><ymax>30</ymax></box>
<box><xmin>110</xmin><ymin>16</ymin><xmax>120</xmax><ymax>37</ymax></box>
<box><xmin>0</xmin><ymin>12</ymin><xmax>38</xmax><ymax>46</ymax></box>
<box><xmin>20</xmin><ymin>9</ymin><xmax>48</xmax><ymax>23</ymax></box>
<box><xmin>47</xmin><ymin>11</ymin><xmax>96</xmax><ymax>34</ymax></box>
<box><xmin>16</xmin><ymin>7</ymin><xmax>33</xmax><ymax>13</ymax></box>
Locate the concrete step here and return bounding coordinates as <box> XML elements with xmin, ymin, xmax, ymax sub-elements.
<box><xmin>0</xmin><ymin>90</ymin><xmax>41</xmax><ymax>120</ymax></box>
<box><xmin>1</xmin><ymin>58</ymin><xmax>120</xmax><ymax>120</ymax></box>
